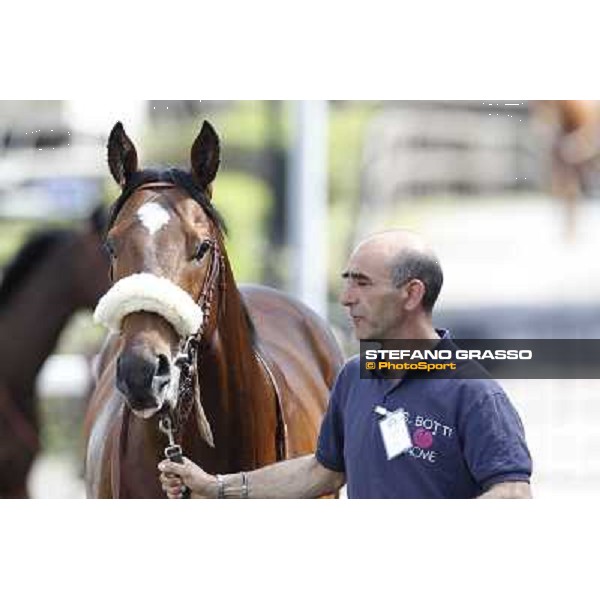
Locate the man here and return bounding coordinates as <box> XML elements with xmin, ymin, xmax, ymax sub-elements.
<box><xmin>159</xmin><ymin>230</ymin><xmax>532</xmax><ymax>499</ymax></box>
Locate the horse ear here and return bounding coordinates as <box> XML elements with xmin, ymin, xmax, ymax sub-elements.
<box><xmin>107</xmin><ymin>122</ymin><xmax>139</xmax><ymax>188</ymax></box>
<box><xmin>190</xmin><ymin>120</ymin><xmax>220</xmax><ymax>193</ymax></box>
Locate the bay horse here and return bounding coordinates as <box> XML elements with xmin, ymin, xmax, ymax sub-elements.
<box><xmin>84</xmin><ymin>121</ymin><xmax>344</xmax><ymax>498</ymax></box>
<box><xmin>0</xmin><ymin>208</ymin><xmax>110</xmax><ymax>498</ymax></box>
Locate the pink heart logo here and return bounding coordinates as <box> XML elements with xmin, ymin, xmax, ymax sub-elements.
<box><xmin>413</xmin><ymin>428</ymin><xmax>433</xmax><ymax>449</ymax></box>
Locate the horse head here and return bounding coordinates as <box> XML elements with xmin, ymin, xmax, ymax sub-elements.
<box><xmin>94</xmin><ymin>121</ymin><xmax>224</xmax><ymax>429</ymax></box>
<box><xmin>72</xmin><ymin>205</ymin><xmax>112</xmax><ymax>309</ymax></box>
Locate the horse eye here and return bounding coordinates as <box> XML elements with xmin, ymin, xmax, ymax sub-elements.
<box><xmin>103</xmin><ymin>239</ymin><xmax>117</xmax><ymax>259</ymax></box>
<box><xmin>193</xmin><ymin>240</ymin><xmax>211</xmax><ymax>261</ymax></box>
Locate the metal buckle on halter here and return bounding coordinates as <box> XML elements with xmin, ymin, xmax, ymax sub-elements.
<box><xmin>159</xmin><ymin>415</ymin><xmax>179</xmax><ymax>454</ymax></box>
<box><xmin>174</xmin><ymin>335</ymin><xmax>197</xmax><ymax>370</ymax></box>
<box><xmin>164</xmin><ymin>443</ymin><xmax>185</xmax><ymax>463</ymax></box>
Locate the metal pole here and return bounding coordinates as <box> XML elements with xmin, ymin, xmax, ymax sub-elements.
<box><xmin>286</xmin><ymin>100</ymin><xmax>329</xmax><ymax>318</ymax></box>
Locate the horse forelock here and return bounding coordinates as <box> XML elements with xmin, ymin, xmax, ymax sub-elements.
<box><xmin>107</xmin><ymin>168</ymin><xmax>227</xmax><ymax>236</ymax></box>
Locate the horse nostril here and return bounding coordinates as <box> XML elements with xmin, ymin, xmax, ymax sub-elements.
<box><xmin>153</xmin><ymin>354</ymin><xmax>172</xmax><ymax>394</ymax></box>
<box><xmin>156</xmin><ymin>354</ymin><xmax>171</xmax><ymax>378</ymax></box>
<box><xmin>116</xmin><ymin>355</ymin><xmax>128</xmax><ymax>394</ymax></box>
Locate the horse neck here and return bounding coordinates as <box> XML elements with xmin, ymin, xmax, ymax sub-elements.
<box><xmin>195</xmin><ymin>254</ymin><xmax>274</xmax><ymax>471</ymax></box>
<box><xmin>116</xmin><ymin>260</ymin><xmax>271</xmax><ymax>495</ymax></box>
<box><xmin>0</xmin><ymin>244</ymin><xmax>79</xmax><ymax>390</ymax></box>
<box><xmin>213</xmin><ymin>256</ymin><xmax>255</xmax><ymax>362</ymax></box>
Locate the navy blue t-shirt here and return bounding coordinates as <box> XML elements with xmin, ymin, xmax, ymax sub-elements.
<box><xmin>316</xmin><ymin>332</ymin><xmax>532</xmax><ymax>498</ymax></box>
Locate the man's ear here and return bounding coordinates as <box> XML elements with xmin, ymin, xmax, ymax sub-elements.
<box><xmin>403</xmin><ymin>280</ymin><xmax>426</xmax><ymax>311</ymax></box>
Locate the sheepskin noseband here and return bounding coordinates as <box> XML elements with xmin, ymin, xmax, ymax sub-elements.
<box><xmin>94</xmin><ymin>273</ymin><xmax>204</xmax><ymax>337</ymax></box>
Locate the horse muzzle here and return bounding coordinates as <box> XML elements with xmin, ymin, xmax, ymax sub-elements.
<box><xmin>116</xmin><ymin>349</ymin><xmax>173</xmax><ymax>417</ymax></box>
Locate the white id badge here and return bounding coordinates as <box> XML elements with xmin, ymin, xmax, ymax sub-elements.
<box><xmin>379</xmin><ymin>409</ymin><xmax>412</xmax><ymax>460</ymax></box>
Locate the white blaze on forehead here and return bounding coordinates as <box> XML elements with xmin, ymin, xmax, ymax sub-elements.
<box><xmin>137</xmin><ymin>202</ymin><xmax>171</xmax><ymax>235</ymax></box>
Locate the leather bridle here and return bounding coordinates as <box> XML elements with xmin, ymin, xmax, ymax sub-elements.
<box><xmin>162</xmin><ymin>218</ymin><xmax>226</xmax><ymax>437</ymax></box>
<box><xmin>108</xmin><ymin>181</ymin><xmax>226</xmax><ymax>494</ymax></box>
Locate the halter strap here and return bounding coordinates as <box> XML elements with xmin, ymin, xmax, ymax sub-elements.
<box><xmin>168</xmin><ymin>232</ymin><xmax>224</xmax><ymax>439</ymax></box>
<box><xmin>134</xmin><ymin>182</ymin><xmax>178</xmax><ymax>192</ymax></box>
<box><xmin>194</xmin><ymin>235</ymin><xmax>225</xmax><ymax>341</ymax></box>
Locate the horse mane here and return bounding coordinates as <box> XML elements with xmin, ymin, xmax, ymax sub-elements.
<box><xmin>0</xmin><ymin>229</ymin><xmax>73</xmax><ymax>306</ymax></box>
<box><xmin>108</xmin><ymin>168</ymin><xmax>227</xmax><ymax>235</ymax></box>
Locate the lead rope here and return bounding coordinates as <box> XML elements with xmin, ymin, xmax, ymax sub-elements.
<box><xmin>158</xmin><ymin>413</ymin><xmax>191</xmax><ymax>498</ymax></box>
<box><xmin>158</xmin><ymin>241</ymin><xmax>224</xmax><ymax>498</ymax></box>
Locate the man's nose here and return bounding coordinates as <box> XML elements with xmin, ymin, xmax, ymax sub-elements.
<box><xmin>339</xmin><ymin>285</ymin><xmax>355</xmax><ymax>307</ymax></box>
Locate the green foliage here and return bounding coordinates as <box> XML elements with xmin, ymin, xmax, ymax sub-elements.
<box><xmin>327</xmin><ymin>103</ymin><xmax>377</xmax><ymax>288</ymax></box>
<box><xmin>213</xmin><ymin>172</ymin><xmax>272</xmax><ymax>282</ymax></box>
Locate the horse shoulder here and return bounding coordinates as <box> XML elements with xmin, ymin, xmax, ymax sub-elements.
<box><xmin>240</xmin><ymin>284</ymin><xmax>344</xmax><ymax>378</ymax></box>
<box><xmin>239</xmin><ymin>284</ymin><xmax>345</xmax><ymax>456</ymax></box>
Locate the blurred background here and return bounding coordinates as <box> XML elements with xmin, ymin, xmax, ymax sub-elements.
<box><xmin>1</xmin><ymin>99</ymin><xmax>599</xmax><ymax>498</ymax></box>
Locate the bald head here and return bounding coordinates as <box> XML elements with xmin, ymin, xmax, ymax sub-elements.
<box><xmin>353</xmin><ymin>230</ymin><xmax>443</xmax><ymax>312</ymax></box>
<box><xmin>356</xmin><ymin>230</ymin><xmax>432</xmax><ymax>259</ymax></box>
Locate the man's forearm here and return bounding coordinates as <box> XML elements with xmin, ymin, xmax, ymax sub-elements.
<box><xmin>206</xmin><ymin>454</ymin><xmax>345</xmax><ymax>499</ymax></box>
<box><xmin>478</xmin><ymin>481</ymin><xmax>532</xmax><ymax>499</ymax></box>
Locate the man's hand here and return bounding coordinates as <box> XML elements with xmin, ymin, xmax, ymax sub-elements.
<box><xmin>158</xmin><ymin>457</ymin><xmax>216</xmax><ymax>499</ymax></box>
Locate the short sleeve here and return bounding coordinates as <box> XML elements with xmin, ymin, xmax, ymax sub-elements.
<box><xmin>315</xmin><ymin>368</ymin><xmax>347</xmax><ymax>473</ymax></box>
<box><xmin>459</xmin><ymin>388</ymin><xmax>532</xmax><ymax>490</ymax></box>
